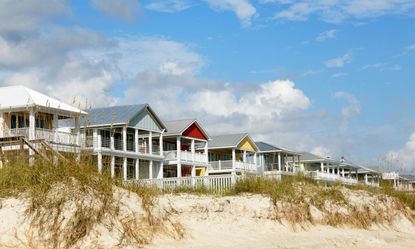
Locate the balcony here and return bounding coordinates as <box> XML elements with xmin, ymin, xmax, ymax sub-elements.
<box><xmin>313</xmin><ymin>171</ymin><xmax>358</xmax><ymax>185</ymax></box>
<box><xmin>100</xmin><ymin>137</ymin><xmax>160</xmax><ymax>155</ymax></box>
<box><xmin>163</xmin><ymin>150</ymin><xmax>208</xmax><ymax>164</ymax></box>
<box><xmin>209</xmin><ymin>160</ymin><xmax>258</xmax><ymax>173</ymax></box>
<box><xmin>3</xmin><ymin>128</ymin><xmax>79</xmax><ymax>146</ymax></box>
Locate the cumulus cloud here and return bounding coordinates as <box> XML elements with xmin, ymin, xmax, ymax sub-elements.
<box><xmin>204</xmin><ymin>0</ymin><xmax>257</xmax><ymax>27</ymax></box>
<box><xmin>386</xmin><ymin>132</ymin><xmax>415</xmax><ymax>172</ymax></box>
<box><xmin>145</xmin><ymin>0</ymin><xmax>192</xmax><ymax>13</ymax></box>
<box><xmin>91</xmin><ymin>0</ymin><xmax>140</xmax><ymax>22</ymax></box>
<box><xmin>316</xmin><ymin>29</ymin><xmax>338</xmax><ymax>42</ymax></box>
<box><xmin>272</xmin><ymin>0</ymin><xmax>415</xmax><ymax>23</ymax></box>
<box><xmin>325</xmin><ymin>52</ymin><xmax>352</xmax><ymax>68</ymax></box>
<box><xmin>334</xmin><ymin>92</ymin><xmax>361</xmax><ymax>131</ymax></box>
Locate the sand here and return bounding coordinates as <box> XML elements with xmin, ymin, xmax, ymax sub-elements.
<box><xmin>1</xmin><ymin>192</ymin><xmax>415</xmax><ymax>248</ymax></box>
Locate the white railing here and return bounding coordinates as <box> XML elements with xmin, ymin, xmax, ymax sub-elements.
<box><xmin>209</xmin><ymin>160</ymin><xmax>234</xmax><ymax>170</ymax></box>
<box><xmin>126</xmin><ymin>175</ymin><xmax>236</xmax><ymax>193</ymax></box>
<box><xmin>313</xmin><ymin>171</ymin><xmax>358</xmax><ymax>185</ymax></box>
<box><xmin>209</xmin><ymin>160</ymin><xmax>258</xmax><ymax>173</ymax></box>
<box><xmin>163</xmin><ymin>150</ymin><xmax>208</xmax><ymax>164</ymax></box>
<box><xmin>235</xmin><ymin>161</ymin><xmax>258</xmax><ymax>173</ymax></box>
<box><xmin>2</xmin><ymin>128</ymin><xmax>78</xmax><ymax>146</ymax></box>
<box><xmin>364</xmin><ymin>181</ymin><xmax>380</xmax><ymax>188</ymax></box>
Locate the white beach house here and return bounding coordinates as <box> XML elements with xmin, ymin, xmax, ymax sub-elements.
<box><xmin>0</xmin><ymin>85</ymin><xmax>87</xmax><ymax>163</ymax></box>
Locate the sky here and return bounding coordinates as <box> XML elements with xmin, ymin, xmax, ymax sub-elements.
<box><xmin>0</xmin><ymin>0</ymin><xmax>415</xmax><ymax>172</ymax></box>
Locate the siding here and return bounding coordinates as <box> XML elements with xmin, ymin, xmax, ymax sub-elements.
<box><xmin>237</xmin><ymin>137</ymin><xmax>257</xmax><ymax>152</ymax></box>
<box><xmin>129</xmin><ymin>108</ymin><xmax>163</xmax><ymax>132</ymax></box>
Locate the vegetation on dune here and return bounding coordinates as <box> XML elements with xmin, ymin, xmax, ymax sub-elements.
<box><xmin>0</xmin><ymin>154</ymin><xmax>183</xmax><ymax>249</ymax></box>
<box><xmin>0</xmin><ymin>154</ymin><xmax>414</xmax><ymax>247</ymax></box>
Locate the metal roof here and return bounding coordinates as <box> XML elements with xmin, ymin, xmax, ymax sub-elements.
<box><xmin>208</xmin><ymin>133</ymin><xmax>257</xmax><ymax>150</ymax></box>
<box><xmin>255</xmin><ymin>141</ymin><xmax>300</xmax><ymax>155</ymax></box>
<box><xmin>164</xmin><ymin>119</ymin><xmax>210</xmax><ymax>139</ymax></box>
<box><xmin>85</xmin><ymin>104</ymin><xmax>146</xmax><ymax>126</ymax></box>
<box><xmin>299</xmin><ymin>152</ymin><xmax>341</xmax><ymax>164</ymax></box>
<box><xmin>0</xmin><ymin>85</ymin><xmax>87</xmax><ymax>115</ymax></box>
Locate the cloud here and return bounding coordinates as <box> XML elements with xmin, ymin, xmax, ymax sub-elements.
<box><xmin>272</xmin><ymin>0</ymin><xmax>415</xmax><ymax>23</ymax></box>
<box><xmin>325</xmin><ymin>52</ymin><xmax>352</xmax><ymax>68</ymax></box>
<box><xmin>145</xmin><ymin>0</ymin><xmax>192</xmax><ymax>13</ymax></box>
<box><xmin>316</xmin><ymin>29</ymin><xmax>338</xmax><ymax>42</ymax></box>
<box><xmin>91</xmin><ymin>0</ymin><xmax>140</xmax><ymax>22</ymax></box>
<box><xmin>332</xmin><ymin>72</ymin><xmax>348</xmax><ymax>78</ymax></box>
<box><xmin>385</xmin><ymin>132</ymin><xmax>415</xmax><ymax>172</ymax></box>
<box><xmin>362</xmin><ymin>62</ymin><xmax>401</xmax><ymax>71</ymax></box>
<box><xmin>203</xmin><ymin>0</ymin><xmax>257</xmax><ymax>27</ymax></box>
<box><xmin>334</xmin><ymin>92</ymin><xmax>361</xmax><ymax>131</ymax></box>
<box><xmin>0</xmin><ymin>0</ymin><xmax>69</xmax><ymax>40</ymax></box>
<box><xmin>311</xmin><ymin>146</ymin><xmax>332</xmax><ymax>158</ymax></box>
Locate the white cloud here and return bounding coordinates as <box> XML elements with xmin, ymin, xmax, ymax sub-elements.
<box><xmin>316</xmin><ymin>29</ymin><xmax>338</xmax><ymax>42</ymax></box>
<box><xmin>145</xmin><ymin>0</ymin><xmax>192</xmax><ymax>13</ymax></box>
<box><xmin>386</xmin><ymin>132</ymin><xmax>415</xmax><ymax>172</ymax></box>
<box><xmin>325</xmin><ymin>52</ymin><xmax>352</xmax><ymax>68</ymax></box>
<box><xmin>273</xmin><ymin>0</ymin><xmax>415</xmax><ymax>23</ymax></box>
<box><xmin>362</xmin><ymin>62</ymin><xmax>402</xmax><ymax>71</ymax></box>
<box><xmin>334</xmin><ymin>92</ymin><xmax>361</xmax><ymax>131</ymax></box>
<box><xmin>332</xmin><ymin>72</ymin><xmax>348</xmax><ymax>78</ymax></box>
<box><xmin>91</xmin><ymin>0</ymin><xmax>140</xmax><ymax>21</ymax></box>
<box><xmin>311</xmin><ymin>146</ymin><xmax>332</xmax><ymax>158</ymax></box>
<box><xmin>204</xmin><ymin>0</ymin><xmax>257</xmax><ymax>27</ymax></box>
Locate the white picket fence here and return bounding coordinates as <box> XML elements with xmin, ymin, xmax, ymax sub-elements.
<box><xmin>126</xmin><ymin>175</ymin><xmax>237</xmax><ymax>193</ymax></box>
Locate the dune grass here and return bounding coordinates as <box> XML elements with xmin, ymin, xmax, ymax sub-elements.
<box><xmin>0</xmin><ymin>154</ymin><xmax>182</xmax><ymax>249</ymax></box>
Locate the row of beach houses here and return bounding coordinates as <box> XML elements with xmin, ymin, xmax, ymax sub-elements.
<box><xmin>0</xmin><ymin>85</ymin><xmax>414</xmax><ymax>191</ymax></box>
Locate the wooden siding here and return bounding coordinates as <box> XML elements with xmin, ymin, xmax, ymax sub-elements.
<box><xmin>183</xmin><ymin>123</ymin><xmax>208</xmax><ymax>140</ymax></box>
<box><xmin>237</xmin><ymin>137</ymin><xmax>256</xmax><ymax>152</ymax></box>
<box><xmin>129</xmin><ymin>108</ymin><xmax>163</xmax><ymax>132</ymax></box>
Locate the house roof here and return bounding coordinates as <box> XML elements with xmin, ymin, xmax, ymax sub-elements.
<box><xmin>164</xmin><ymin>119</ymin><xmax>210</xmax><ymax>139</ymax></box>
<box><xmin>299</xmin><ymin>152</ymin><xmax>340</xmax><ymax>164</ymax></box>
<box><xmin>255</xmin><ymin>141</ymin><xmax>300</xmax><ymax>155</ymax></box>
<box><xmin>0</xmin><ymin>85</ymin><xmax>87</xmax><ymax>115</ymax></box>
<box><xmin>83</xmin><ymin>104</ymin><xmax>166</xmax><ymax>130</ymax></box>
<box><xmin>208</xmin><ymin>133</ymin><xmax>258</xmax><ymax>150</ymax></box>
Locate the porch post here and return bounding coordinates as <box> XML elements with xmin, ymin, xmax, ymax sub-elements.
<box><xmin>191</xmin><ymin>139</ymin><xmax>195</xmax><ymax>162</ymax></box>
<box><xmin>97</xmin><ymin>152</ymin><xmax>102</xmax><ymax>173</ymax></box>
<box><xmin>53</xmin><ymin>113</ymin><xmax>58</xmax><ymax>143</ymax></box>
<box><xmin>204</xmin><ymin>141</ymin><xmax>208</xmax><ymax>162</ymax></box>
<box><xmin>177</xmin><ymin>136</ymin><xmax>181</xmax><ymax>177</ymax></box>
<box><xmin>337</xmin><ymin>167</ymin><xmax>340</xmax><ymax>175</ymax></box>
<box><xmin>365</xmin><ymin>174</ymin><xmax>368</xmax><ymax>185</ymax></box>
<box><xmin>97</xmin><ymin>129</ymin><xmax>102</xmax><ymax>149</ymax></box>
<box><xmin>29</xmin><ymin>107</ymin><xmax>35</xmax><ymax>140</ymax></box>
<box><xmin>110</xmin><ymin>155</ymin><xmax>115</xmax><ymax>177</ymax></box>
<box><xmin>122</xmin><ymin>126</ymin><xmax>127</xmax><ymax>152</ymax></box>
<box><xmin>341</xmin><ymin>168</ymin><xmax>345</xmax><ymax>177</ymax></box>
<box><xmin>74</xmin><ymin>116</ymin><xmax>80</xmax><ymax>146</ymax></box>
<box><xmin>0</xmin><ymin>111</ymin><xmax>3</xmax><ymax>137</ymax></box>
<box><xmin>123</xmin><ymin>157</ymin><xmax>127</xmax><ymax>181</ymax></box>
<box><xmin>232</xmin><ymin>148</ymin><xmax>236</xmax><ymax>175</ymax></box>
<box><xmin>135</xmin><ymin>159</ymin><xmax>139</xmax><ymax>180</ymax></box>
<box><xmin>149</xmin><ymin>131</ymin><xmax>153</xmax><ymax>155</ymax></box>
<box><xmin>320</xmin><ymin>162</ymin><xmax>324</xmax><ymax>172</ymax></box>
<box><xmin>278</xmin><ymin>152</ymin><xmax>282</xmax><ymax>171</ymax></box>
<box><xmin>243</xmin><ymin>150</ymin><xmax>247</xmax><ymax>162</ymax></box>
<box><xmin>159</xmin><ymin>161</ymin><xmax>164</xmax><ymax>179</ymax></box>
<box><xmin>135</xmin><ymin>129</ymin><xmax>139</xmax><ymax>153</ymax></box>
<box><xmin>149</xmin><ymin>160</ymin><xmax>153</xmax><ymax>179</ymax></box>
<box><xmin>110</xmin><ymin>129</ymin><xmax>114</xmax><ymax>150</ymax></box>
<box><xmin>93</xmin><ymin>128</ymin><xmax>98</xmax><ymax>148</ymax></box>
<box><xmin>159</xmin><ymin>131</ymin><xmax>164</xmax><ymax>156</ymax></box>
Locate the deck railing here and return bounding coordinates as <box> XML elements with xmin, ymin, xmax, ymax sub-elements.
<box><xmin>126</xmin><ymin>175</ymin><xmax>236</xmax><ymax>193</ymax></box>
<box><xmin>163</xmin><ymin>150</ymin><xmax>208</xmax><ymax>164</ymax></box>
<box><xmin>313</xmin><ymin>171</ymin><xmax>358</xmax><ymax>185</ymax></box>
<box><xmin>3</xmin><ymin>128</ymin><xmax>79</xmax><ymax>146</ymax></box>
<box><xmin>209</xmin><ymin>160</ymin><xmax>258</xmax><ymax>173</ymax></box>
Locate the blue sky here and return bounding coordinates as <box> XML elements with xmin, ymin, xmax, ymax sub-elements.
<box><xmin>0</xmin><ymin>0</ymin><xmax>415</xmax><ymax>171</ymax></box>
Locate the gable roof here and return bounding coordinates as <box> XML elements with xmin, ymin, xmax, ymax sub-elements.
<box><xmin>255</xmin><ymin>141</ymin><xmax>300</xmax><ymax>155</ymax></box>
<box><xmin>83</xmin><ymin>104</ymin><xmax>167</xmax><ymax>130</ymax></box>
<box><xmin>0</xmin><ymin>85</ymin><xmax>86</xmax><ymax>115</ymax></box>
<box><xmin>208</xmin><ymin>133</ymin><xmax>258</xmax><ymax>150</ymax></box>
<box><xmin>164</xmin><ymin>119</ymin><xmax>210</xmax><ymax>139</ymax></box>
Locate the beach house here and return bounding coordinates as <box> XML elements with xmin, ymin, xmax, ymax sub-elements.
<box><xmin>77</xmin><ymin>104</ymin><xmax>167</xmax><ymax>180</ymax></box>
<box><xmin>0</xmin><ymin>85</ymin><xmax>87</xmax><ymax>163</ymax></box>
<box><xmin>207</xmin><ymin>133</ymin><xmax>260</xmax><ymax>175</ymax></box>
<box><xmin>255</xmin><ymin>141</ymin><xmax>301</xmax><ymax>175</ymax></box>
<box><xmin>163</xmin><ymin>119</ymin><xmax>210</xmax><ymax>178</ymax></box>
